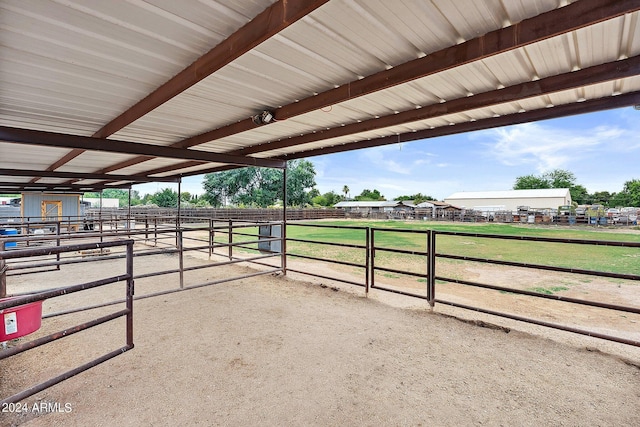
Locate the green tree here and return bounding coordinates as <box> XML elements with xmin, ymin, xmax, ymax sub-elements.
<box><xmin>609</xmin><ymin>179</ymin><xmax>640</xmax><ymax>207</ymax></box>
<box><xmin>83</xmin><ymin>189</ymin><xmax>142</xmax><ymax>207</ymax></box>
<box><xmin>202</xmin><ymin>159</ymin><xmax>317</xmax><ymax>208</ymax></box>
<box><xmin>591</xmin><ymin>191</ymin><xmax>613</xmax><ymax>207</ymax></box>
<box><xmin>513</xmin><ymin>174</ymin><xmax>551</xmax><ymax>190</ymax></box>
<box><xmin>396</xmin><ymin>193</ymin><xmax>436</xmax><ymax>204</ymax></box>
<box><xmin>327</xmin><ymin>191</ymin><xmax>344</xmax><ymax>206</ymax></box>
<box><xmin>342</xmin><ymin>185</ymin><xmax>350</xmax><ymax>200</ymax></box>
<box><xmin>514</xmin><ymin>169</ymin><xmax>577</xmax><ymax>190</ymax></box>
<box><xmin>150</xmin><ymin>188</ymin><xmax>178</xmax><ymax>207</ymax></box>
<box><xmin>545</xmin><ymin>169</ymin><xmax>576</xmax><ymax>189</ymax></box>
<box><xmin>354</xmin><ymin>189</ymin><xmax>385</xmax><ymax>201</ymax></box>
<box><xmin>569</xmin><ymin>184</ymin><xmax>589</xmax><ymax>205</ymax></box>
<box><xmin>513</xmin><ymin>169</ymin><xmax>589</xmax><ymax>203</ymax></box>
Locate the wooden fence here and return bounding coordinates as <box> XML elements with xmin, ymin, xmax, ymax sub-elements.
<box><xmin>87</xmin><ymin>207</ymin><xmax>345</xmax><ymax>222</ymax></box>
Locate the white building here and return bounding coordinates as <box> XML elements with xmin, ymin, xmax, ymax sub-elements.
<box><xmin>81</xmin><ymin>198</ymin><xmax>120</xmax><ymax>208</ymax></box>
<box><xmin>444</xmin><ymin>189</ymin><xmax>572</xmax><ymax>213</ymax></box>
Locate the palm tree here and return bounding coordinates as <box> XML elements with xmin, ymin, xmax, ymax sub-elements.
<box><xmin>342</xmin><ymin>185</ymin><xmax>350</xmax><ymax>200</ymax></box>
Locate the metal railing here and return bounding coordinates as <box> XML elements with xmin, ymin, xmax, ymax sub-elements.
<box><xmin>431</xmin><ymin>231</ymin><xmax>640</xmax><ymax>346</ymax></box>
<box><xmin>0</xmin><ymin>240</ymin><xmax>134</xmax><ymax>405</ymax></box>
<box><xmin>285</xmin><ymin>223</ymin><xmax>370</xmax><ymax>289</ymax></box>
<box><xmin>282</xmin><ymin>223</ymin><xmax>640</xmax><ymax>347</ymax></box>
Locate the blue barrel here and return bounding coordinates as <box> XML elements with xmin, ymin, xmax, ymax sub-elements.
<box><xmin>0</xmin><ymin>228</ymin><xmax>18</xmax><ymax>248</ymax></box>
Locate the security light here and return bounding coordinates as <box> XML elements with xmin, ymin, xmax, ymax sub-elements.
<box><xmin>252</xmin><ymin>110</ymin><xmax>276</xmax><ymax>125</ymax></box>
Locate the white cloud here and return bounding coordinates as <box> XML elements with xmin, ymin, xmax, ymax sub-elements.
<box><xmin>480</xmin><ymin>122</ymin><xmax>627</xmax><ymax>172</ymax></box>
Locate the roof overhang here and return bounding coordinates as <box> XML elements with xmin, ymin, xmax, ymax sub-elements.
<box><xmin>1</xmin><ymin>0</ymin><xmax>639</xmax><ymax>191</ymax></box>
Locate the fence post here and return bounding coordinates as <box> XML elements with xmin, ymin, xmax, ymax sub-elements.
<box><xmin>370</xmin><ymin>229</ymin><xmax>375</xmax><ymax>290</ymax></box>
<box><xmin>365</xmin><ymin>227</ymin><xmax>370</xmax><ymax>296</ymax></box>
<box><xmin>0</xmin><ymin>242</ymin><xmax>6</xmax><ymax>298</ymax></box>
<box><xmin>178</xmin><ymin>230</ymin><xmax>184</xmax><ymax>289</ymax></box>
<box><xmin>56</xmin><ymin>222</ymin><xmax>61</xmax><ymax>270</ymax></box>
<box><xmin>209</xmin><ymin>219</ymin><xmax>214</xmax><ymax>259</ymax></box>
<box><xmin>427</xmin><ymin>230</ymin><xmax>436</xmax><ymax>308</ymax></box>
<box><xmin>228</xmin><ymin>219</ymin><xmax>233</xmax><ymax>260</ymax></box>
<box><xmin>99</xmin><ymin>212</ymin><xmax>103</xmax><ymax>243</ymax></box>
<box><xmin>281</xmin><ymin>221</ymin><xmax>287</xmax><ymax>275</ymax></box>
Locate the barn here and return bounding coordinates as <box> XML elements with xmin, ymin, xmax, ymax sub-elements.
<box><xmin>444</xmin><ymin>189</ymin><xmax>572</xmax><ymax>213</ymax></box>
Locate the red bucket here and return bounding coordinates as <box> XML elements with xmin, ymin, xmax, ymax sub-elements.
<box><xmin>1</xmin><ymin>297</ymin><xmax>43</xmax><ymax>341</ymax></box>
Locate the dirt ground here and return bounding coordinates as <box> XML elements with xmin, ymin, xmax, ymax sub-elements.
<box><xmin>1</xmin><ymin>247</ymin><xmax>639</xmax><ymax>426</ymax></box>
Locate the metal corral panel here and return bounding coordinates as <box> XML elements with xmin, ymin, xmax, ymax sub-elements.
<box><xmin>21</xmin><ymin>192</ymin><xmax>80</xmax><ymax>220</ymax></box>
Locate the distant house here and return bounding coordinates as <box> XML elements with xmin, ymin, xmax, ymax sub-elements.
<box><xmin>444</xmin><ymin>189</ymin><xmax>572</xmax><ymax>213</ymax></box>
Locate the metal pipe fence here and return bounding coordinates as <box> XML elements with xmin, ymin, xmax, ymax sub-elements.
<box><xmin>282</xmin><ymin>223</ymin><xmax>640</xmax><ymax>347</ymax></box>
<box><xmin>1</xmin><ymin>217</ymin><xmax>285</xmax><ymax>401</ymax></box>
<box><xmin>2</xmin><ymin>216</ymin><xmax>639</xmax><ymax>404</ymax></box>
<box><xmin>0</xmin><ymin>240</ymin><xmax>135</xmax><ymax>405</ymax></box>
<box><xmin>285</xmin><ymin>223</ymin><xmax>369</xmax><ymax>289</ymax></box>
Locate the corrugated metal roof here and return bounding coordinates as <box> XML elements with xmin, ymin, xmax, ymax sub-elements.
<box><xmin>445</xmin><ymin>189</ymin><xmax>571</xmax><ymax>200</ymax></box>
<box><xmin>1</xmin><ymin>0</ymin><xmax>639</xmax><ymax>191</ymax></box>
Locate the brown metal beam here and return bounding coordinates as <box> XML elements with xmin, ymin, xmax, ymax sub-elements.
<box><xmin>90</xmin><ymin>0</ymin><xmax>640</xmax><ymax>178</ymax></box>
<box><xmin>0</xmin><ymin>168</ymin><xmax>179</xmax><ymax>183</ymax></box>
<box><xmin>278</xmin><ymin>91</ymin><xmax>640</xmax><ymax>160</ymax></box>
<box><xmin>178</xmin><ymin>0</ymin><xmax>640</xmax><ymax>146</ymax></box>
<box><xmin>0</xmin><ymin>127</ymin><xmax>286</xmax><ymax>169</ymax></box>
<box><xmin>94</xmin><ymin>0</ymin><xmax>329</xmax><ymax>139</ymax></box>
<box><xmin>0</xmin><ymin>182</ymin><xmax>132</xmax><ymax>192</ymax></box>
<box><xmin>100</xmin><ymin>55</ymin><xmax>640</xmax><ymax>179</ymax></box>
<box><xmin>37</xmin><ymin>0</ymin><xmax>329</xmax><ymax>178</ymax></box>
<box><xmin>228</xmin><ymin>56</ymin><xmax>640</xmax><ymax>156</ymax></box>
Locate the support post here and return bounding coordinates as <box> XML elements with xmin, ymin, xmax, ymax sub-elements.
<box><xmin>176</xmin><ymin>178</ymin><xmax>181</xmax><ymax>248</ymax></box>
<box><xmin>126</xmin><ymin>241</ymin><xmax>134</xmax><ymax>348</ymax></box>
<box><xmin>282</xmin><ymin>164</ymin><xmax>287</xmax><ymax>275</ymax></box>
<box><xmin>127</xmin><ymin>188</ymin><xmax>132</xmax><ymax>238</ymax></box>
<box><xmin>99</xmin><ymin>190</ymin><xmax>104</xmax><ymax>243</ymax></box>
<box><xmin>178</xmin><ymin>230</ymin><xmax>184</xmax><ymax>289</ymax></box>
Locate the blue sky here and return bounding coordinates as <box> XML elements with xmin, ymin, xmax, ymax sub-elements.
<box><xmin>133</xmin><ymin>106</ymin><xmax>640</xmax><ymax>201</ymax></box>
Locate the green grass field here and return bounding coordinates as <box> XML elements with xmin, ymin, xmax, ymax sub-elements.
<box><xmin>278</xmin><ymin>220</ymin><xmax>640</xmax><ymax>276</ymax></box>
<box><xmin>215</xmin><ymin>220</ymin><xmax>640</xmax><ymax>276</ymax></box>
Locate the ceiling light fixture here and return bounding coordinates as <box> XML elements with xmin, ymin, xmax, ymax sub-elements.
<box><xmin>252</xmin><ymin>110</ymin><xmax>276</xmax><ymax>125</ymax></box>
